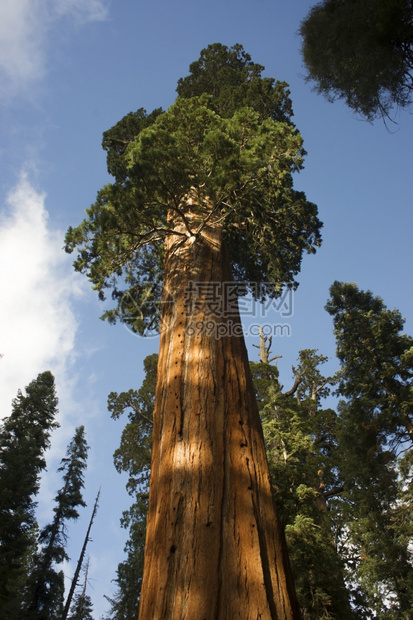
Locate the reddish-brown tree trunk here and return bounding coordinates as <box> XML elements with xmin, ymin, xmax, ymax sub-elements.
<box><xmin>138</xmin><ymin>215</ymin><xmax>301</xmax><ymax>619</ymax></box>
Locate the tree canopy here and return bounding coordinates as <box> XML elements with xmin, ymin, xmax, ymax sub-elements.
<box><xmin>65</xmin><ymin>43</ymin><xmax>322</xmax><ymax>335</ymax></box>
<box><xmin>326</xmin><ymin>280</ymin><xmax>413</xmax><ymax>447</ymax></box>
<box><xmin>299</xmin><ymin>0</ymin><xmax>413</xmax><ymax>121</ymax></box>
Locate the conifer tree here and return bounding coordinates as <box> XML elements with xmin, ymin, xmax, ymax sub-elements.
<box><xmin>27</xmin><ymin>426</ymin><xmax>89</xmax><ymax>619</ymax></box>
<box><xmin>251</xmin><ymin>347</ymin><xmax>354</xmax><ymax>619</ymax></box>
<box><xmin>66</xmin><ymin>42</ymin><xmax>322</xmax><ymax>619</ymax></box>
<box><xmin>111</xmin><ymin>347</ymin><xmax>353</xmax><ymax>619</ymax></box>
<box><xmin>326</xmin><ymin>281</ymin><xmax>413</xmax><ymax>448</ymax></box>
<box><xmin>108</xmin><ymin>285</ymin><xmax>413</xmax><ymax>617</ymax></box>
<box><xmin>0</xmin><ymin>371</ymin><xmax>59</xmax><ymax>619</ymax></box>
<box><xmin>326</xmin><ymin>281</ymin><xmax>413</xmax><ymax>616</ymax></box>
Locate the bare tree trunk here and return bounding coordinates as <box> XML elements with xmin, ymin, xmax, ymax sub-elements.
<box><xmin>62</xmin><ymin>490</ymin><xmax>100</xmax><ymax>620</ymax></box>
<box><xmin>138</xmin><ymin>214</ymin><xmax>301</xmax><ymax>619</ymax></box>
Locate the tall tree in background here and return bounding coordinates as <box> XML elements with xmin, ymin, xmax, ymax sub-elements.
<box><xmin>326</xmin><ymin>281</ymin><xmax>413</xmax><ymax>617</ymax></box>
<box><xmin>27</xmin><ymin>426</ymin><xmax>89</xmax><ymax>619</ymax></box>
<box><xmin>0</xmin><ymin>371</ymin><xmax>59</xmax><ymax>619</ymax></box>
<box><xmin>66</xmin><ymin>43</ymin><xmax>322</xmax><ymax>618</ymax></box>
<box><xmin>251</xmin><ymin>346</ymin><xmax>354</xmax><ymax>619</ymax></box>
<box><xmin>326</xmin><ymin>281</ymin><xmax>413</xmax><ymax>448</ymax></box>
<box><xmin>299</xmin><ymin>0</ymin><xmax>413</xmax><ymax>121</ymax></box>
<box><xmin>105</xmin><ymin>353</ymin><xmax>156</xmax><ymax>619</ymax></box>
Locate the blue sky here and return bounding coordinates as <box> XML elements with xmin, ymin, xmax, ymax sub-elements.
<box><xmin>0</xmin><ymin>0</ymin><xmax>412</xmax><ymax>616</ymax></box>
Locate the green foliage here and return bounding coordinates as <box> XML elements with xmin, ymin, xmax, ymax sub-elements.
<box><xmin>249</xmin><ymin>361</ymin><xmax>279</xmax><ymax>410</ymax></box>
<box><xmin>109</xmin><ymin>353</ymin><xmax>156</xmax><ymax>493</ymax></box>
<box><xmin>105</xmin><ymin>494</ymin><xmax>148</xmax><ymax>620</ymax></box>
<box><xmin>300</xmin><ymin>0</ymin><xmax>413</xmax><ymax>121</ymax></box>
<box><xmin>293</xmin><ymin>348</ymin><xmax>335</xmax><ymax>404</ymax></box>
<box><xmin>176</xmin><ymin>42</ymin><xmax>294</xmax><ymax>123</ymax></box>
<box><xmin>65</xmin><ymin>43</ymin><xmax>321</xmax><ymax>335</ymax></box>
<box><xmin>106</xmin><ymin>353</ymin><xmax>156</xmax><ymax>618</ymax></box>
<box><xmin>326</xmin><ymin>282</ymin><xmax>413</xmax><ymax>617</ymax></box>
<box><xmin>54</xmin><ymin>426</ymin><xmax>89</xmax><ymax>523</ymax></box>
<box><xmin>0</xmin><ymin>371</ymin><xmax>59</xmax><ymax>618</ymax></box>
<box><xmin>245</xmin><ymin>351</ymin><xmax>355</xmax><ymax>618</ymax></box>
<box><xmin>102</xmin><ymin>107</ymin><xmax>164</xmax><ymax>184</ymax></box>
<box><xmin>68</xmin><ymin>592</ymin><xmax>94</xmax><ymax>620</ymax></box>
<box><xmin>326</xmin><ymin>281</ymin><xmax>413</xmax><ymax>450</ymax></box>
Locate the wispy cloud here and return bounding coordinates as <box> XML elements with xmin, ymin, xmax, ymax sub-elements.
<box><xmin>0</xmin><ymin>0</ymin><xmax>47</xmax><ymax>99</ymax></box>
<box><xmin>0</xmin><ymin>172</ymin><xmax>83</xmax><ymax>418</ymax></box>
<box><xmin>0</xmin><ymin>0</ymin><xmax>109</xmax><ymax>101</ymax></box>
<box><xmin>54</xmin><ymin>0</ymin><xmax>109</xmax><ymax>22</ymax></box>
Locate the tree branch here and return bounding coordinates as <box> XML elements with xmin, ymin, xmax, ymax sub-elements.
<box><xmin>283</xmin><ymin>374</ymin><xmax>302</xmax><ymax>398</ymax></box>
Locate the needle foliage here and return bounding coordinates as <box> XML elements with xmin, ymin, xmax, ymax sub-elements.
<box><xmin>65</xmin><ymin>43</ymin><xmax>322</xmax><ymax>335</ymax></box>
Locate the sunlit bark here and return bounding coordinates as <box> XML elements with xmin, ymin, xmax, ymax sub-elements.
<box><xmin>138</xmin><ymin>207</ymin><xmax>301</xmax><ymax>619</ymax></box>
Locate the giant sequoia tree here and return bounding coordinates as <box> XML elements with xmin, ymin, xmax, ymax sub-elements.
<box><xmin>66</xmin><ymin>43</ymin><xmax>322</xmax><ymax>619</ymax></box>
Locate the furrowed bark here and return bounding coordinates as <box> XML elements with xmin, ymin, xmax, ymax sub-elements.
<box><xmin>138</xmin><ymin>210</ymin><xmax>301</xmax><ymax>619</ymax></box>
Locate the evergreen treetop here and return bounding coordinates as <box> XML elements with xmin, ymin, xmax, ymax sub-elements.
<box><xmin>65</xmin><ymin>43</ymin><xmax>322</xmax><ymax>335</ymax></box>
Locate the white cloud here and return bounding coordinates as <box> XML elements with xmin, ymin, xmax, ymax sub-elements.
<box><xmin>0</xmin><ymin>172</ymin><xmax>83</xmax><ymax>418</ymax></box>
<box><xmin>0</xmin><ymin>0</ymin><xmax>109</xmax><ymax>101</ymax></box>
<box><xmin>0</xmin><ymin>0</ymin><xmax>47</xmax><ymax>98</ymax></box>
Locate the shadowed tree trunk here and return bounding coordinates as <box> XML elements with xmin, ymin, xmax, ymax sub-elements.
<box><xmin>138</xmin><ymin>208</ymin><xmax>301</xmax><ymax>619</ymax></box>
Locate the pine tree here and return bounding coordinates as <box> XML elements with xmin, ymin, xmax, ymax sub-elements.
<box><xmin>27</xmin><ymin>426</ymin><xmax>89</xmax><ymax>619</ymax></box>
<box><xmin>326</xmin><ymin>281</ymin><xmax>413</xmax><ymax>617</ymax></box>
<box><xmin>0</xmin><ymin>371</ymin><xmax>59</xmax><ymax>619</ymax></box>
<box><xmin>66</xmin><ymin>42</ymin><xmax>322</xmax><ymax>619</ymax></box>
